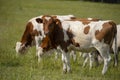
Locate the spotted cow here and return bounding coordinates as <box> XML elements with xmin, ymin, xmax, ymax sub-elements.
<box><xmin>15</xmin><ymin>15</ymin><xmax>75</xmax><ymax>55</ymax></box>
<box><xmin>37</xmin><ymin>16</ymin><xmax>117</xmax><ymax>75</ymax></box>
<box><xmin>80</xmin><ymin>24</ymin><xmax>120</xmax><ymax>68</ymax></box>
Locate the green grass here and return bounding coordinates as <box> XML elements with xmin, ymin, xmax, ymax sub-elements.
<box><xmin>0</xmin><ymin>0</ymin><xmax>120</xmax><ymax>80</ymax></box>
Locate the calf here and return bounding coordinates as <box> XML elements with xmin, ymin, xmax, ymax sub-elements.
<box><xmin>37</xmin><ymin>16</ymin><xmax>117</xmax><ymax>75</ymax></box>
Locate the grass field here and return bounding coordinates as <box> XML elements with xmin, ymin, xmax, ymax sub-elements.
<box><xmin>0</xmin><ymin>0</ymin><xmax>120</xmax><ymax>80</ymax></box>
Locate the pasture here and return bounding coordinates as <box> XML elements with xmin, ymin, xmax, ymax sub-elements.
<box><xmin>0</xmin><ymin>0</ymin><xmax>120</xmax><ymax>80</ymax></box>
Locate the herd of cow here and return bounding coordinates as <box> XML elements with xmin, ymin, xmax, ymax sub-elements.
<box><xmin>15</xmin><ymin>15</ymin><xmax>120</xmax><ymax>75</ymax></box>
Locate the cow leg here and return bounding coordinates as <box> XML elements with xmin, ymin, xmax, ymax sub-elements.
<box><xmin>55</xmin><ymin>51</ymin><xmax>59</xmax><ymax>60</ymax></box>
<box><xmin>37</xmin><ymin>47</ymin><xmax>43</xmax><ymax>62</ymax></box>
<box><xmin>89</xmin><ymin>52</ymin><xmax>94</xmax><ymax>70</ymax></box>
<box><xmin>61</xmin><ymin>51</ymin><xmax>71</xmax><ymax>73</ymax></box>
<box><xmin>82</xmin><ymin>55</ymin><xmax>89</xmax><ymax>68</ymax></box>
<box><xmin>95</xmin><ymin>44</ymin><xmax>111</xmax><ymax>75</ymax></box>
<box><xmin>70</xmin><ymin>50</ymin><xmax>77</xmax><ymax>62</ymax></box>
<box><xmin>35</xmin><ymin>36</ymin><xmax>41</xmax><ymax>57</ymax></box>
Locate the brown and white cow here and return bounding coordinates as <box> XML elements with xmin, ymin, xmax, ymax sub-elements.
<box><xmin>15</xmin><ymin>16</ymin><xmax>44</xmax><ymax>54</ymax></box>
<box><xmin>15</xmin><ymin>15</ymin><xmax>75</xmax><ymax>55</ymax></box>
<box><xmin>37</xmin><ymin>16</ymin><xmax>117</xmax><ymax>75</ymax></box>
<box><xmin>80</xmin><ymin>24</ymin><xmax>120</xmax><ymax>68</ymax></box>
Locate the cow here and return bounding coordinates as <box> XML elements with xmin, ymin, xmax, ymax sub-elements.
<box><xmin>15</xmin><ymin>15</ymin><xmax>75</xmax><ymax>55</ymax></box>
<box><xmin>79</xmin><ymin>24</ymin><xmax>120</xmax><ymax>68</ymax></box>
<box><xmin>37</xmin><ymin>16</ymin><xmax>117</xmax><ymax>75</ymax></box>
<box><xmin>15</xmin><ymin>14</ymin><xmax>100</xmax><ymax>57</ymax></box>
<box><xmin>15</xmin><ymin>15</ymin><xmax>44</xmax><ymax>54</ymax></box>
<box><xmin>55</xmin><ymin>18</ymin><xmax>101</xmax><ymax>60</ymax></box>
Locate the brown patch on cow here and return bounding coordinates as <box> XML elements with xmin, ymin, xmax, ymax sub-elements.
<box><xmin>52</xmin><ymin>15</ymin><xmax>57</xmax><ymax>19</ymax></box>
<box><xmin>66</xmin><ymin>28</ymin><xmax>80</xmax><ymax>47</ymax></box>
<box><xmin>95</xmin><ymin>21</ymin><xmax>117</xmax><ymax>46</ymax></box>
<box><xmin>70</xmin><ymin>17</ymin><xmax>76</xmax><ymax>19</ymax></box>
<box><xmin>40</xmin><ymin>36</ymin><xmax>51</xmax><ymax>50</ymax></box>
<box><xmin>21</xmin><ymin>22</ymin><xmax>34</xmax><ymax>47</ymax></box>
<box><xmin>67</xmin><ymin>27</ymin><xmax>74</xmax><ymax>39</ymax></box>
<box><xmin>32</xmin><ymin>30</ymin><xmax>42</xmax><ymax>36</ymax></box>
<box><xmin>71</xmin><ymin>38</ymin><xmax>80</xmax><ymax>47</ymax></box>
<box><xmin>36</xmin><ymin>18</ymin><xmax>43</xmax><ymax>23</ymax></box>
<box><xmin>84</xmin><ymin>26</ymin><xmax>90</xmax><ymax>34</ymax></box>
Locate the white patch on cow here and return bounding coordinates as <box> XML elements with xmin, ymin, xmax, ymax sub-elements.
<box><xmin>37</xmin><ymin>47</ymin><xmax>43</xmax><ymax>62</ymax></box>
<box><xmin>30</xmin><ymin>16</ymin><xmax>45</xmax><ymax>38</ymax></box>
<box><xmin>70</xmin><ymin>50</ymin><xmax>76</xmax><ymax>61</ymax></box>
<box><xmin>63</xmin><ymin>21</ymin><xmax>92</xmax><ymax>48</ymax></box>
<box><xmin>29</xmin><ymin>16</ymin><xmax>46</xmax><ymax>47</ymax></box>
<box><xmin>61</xmin><ymin>50</ymin><xmax>71</xmax><ymax>73</ymax></box>
<box><xmin>63</xmin><ymin>30</ymin><xmax>69</xmax><ymax>42</ymax></box>
<box><xmin>15</xmin><ymin>42</ymin><xmax>22</xmax><ymax>53</ymax></box>
<box><xmin>56</xmin><ymin>15</ymin><xmax>75</xmax><ymax>21</ymax></box>
<box><xmin>88</xmin><ymin>18</ymin><xmax>93</xmax><ymax>20</ymax></box>
<box><xmin>116</xmin><ymin>25</ymin><xmax>120</xmax><ymax>49</ymax></box>
<box><xmin>61</xmin><ymin>21</ymin><xmax>70</xmax><ymax>42</ymax></box>
<box><xmin>45</xmin><ymin>17</ymin><xmax>51</xmax><ymax>21</ymax></box>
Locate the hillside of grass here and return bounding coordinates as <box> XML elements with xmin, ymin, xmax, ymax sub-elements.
<box><xmin>0</xmin><ymin>0</ymin><xmax>120</xmax><ymax>80</ymax></box>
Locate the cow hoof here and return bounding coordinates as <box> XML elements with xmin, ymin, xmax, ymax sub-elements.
<box><xmin>63</xmin><ymin>69</ymin><xmax>67</xmax><ymax>74</ymax></box>
<box><xmin>68</xmin><ymin>69</ymin><xmax>72</xmax><ymax>73</ymax></box>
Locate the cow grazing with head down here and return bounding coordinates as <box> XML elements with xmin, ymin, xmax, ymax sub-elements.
<box><xmin>15</xmin><ymin>16</ymin><xmax>44</xmax><ymax>54</ymax></box>
<box><xmin>37</xmin><ymin>16</ymin><xmax>117</xmax><ymax>75</ymax></box>
<box><xmin>15</xmin><ymin>15</ymin><xmax>75</xmax><ymax>55</ymax></box>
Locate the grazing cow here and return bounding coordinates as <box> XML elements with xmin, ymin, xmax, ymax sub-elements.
<box><xmin>15</xmin><ymin>15</ymin><xmax>44</xmax><ymax>54</ymax></box>
<box><xmin>15</xmin><ymin>15</ymin><xmax>75</xmax><ymax>55</ymax></box>
<box><xmin>37</xmin><ymin>16</ymin><xmax>117</xmax><ymax>75</ymax></box>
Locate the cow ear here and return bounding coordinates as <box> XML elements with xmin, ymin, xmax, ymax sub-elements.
<box><xmin>36</xmin><ymin>18</ymin><xmax>43</xmax><ymax>23</ymax></box>
<box><xmin>55</xmin><ymin>19</ymin><xmax>59</xmax><ymax>24</ymax></box>
<box><xmin>56</xmin><ymin>21</ymin><xmax>59</xmax><ymax>24</ymax></box>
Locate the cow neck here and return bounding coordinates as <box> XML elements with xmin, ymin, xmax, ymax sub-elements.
<box><xmin>21</xmin><ymin>22</ymin><xmax>33</xmax><ymax>47</ymax></box>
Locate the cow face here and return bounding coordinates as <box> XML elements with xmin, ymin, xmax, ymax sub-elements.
<box><xmin>42</xmin><ymin>16</ymin><xmax>61</xmax><ymax>35</ymax></box>
<box><xmin>15</xmin><ymin>22</ymin><xmax>35</xmax><ymax>54</ymax></box>
<box><xmin>38</xmin><ymin>16</ymin><xmax>62</xmax><ymax>53</ymax></box>
<box><xmin>15</xmin><ymin>42</ymin><xmax>29</xmax><ymax>54</ymax></box>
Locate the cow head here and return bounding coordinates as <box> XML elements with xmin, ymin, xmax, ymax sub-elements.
<box><xmin>15</xmin><ymin>21</ymin><xmax>41</xmax><ymax>54</ymax></box>
<box><xmin>15</xmin><ymin>33</ymin><xmax>34</xmax><ymax>54</ymax></box>
<box><xmin>42</xmin><ymin>16</ymin><xmax>62</xmax><ymax>35</ymax></box>
<box><xmin>37</xmin><ymin>16</ymin><xmax>63</xmax><ymax>56</ymax></box>
<box><xmin>15</xmin><ymin>42</ymin><xmax>29</xmax><ymax>54</ymax></box>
